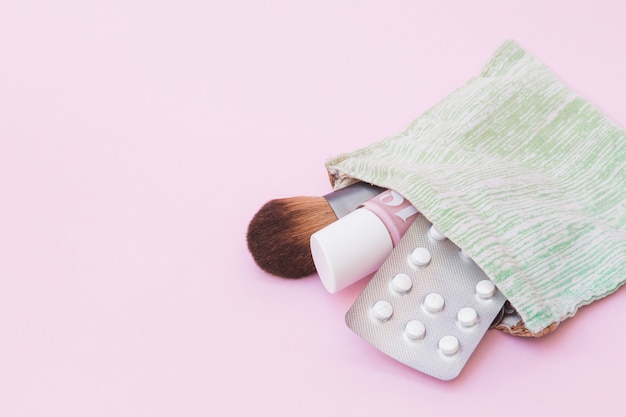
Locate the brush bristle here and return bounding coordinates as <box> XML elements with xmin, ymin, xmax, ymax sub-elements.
<box><xmin>246</xmin><ymin>196</ymin><xmax>338</xmax><ymax>278</ymax></box>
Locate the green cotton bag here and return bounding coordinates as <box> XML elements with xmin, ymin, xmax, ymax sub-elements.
<box><xmin>325</xmin><ymin>40</ymin><xmax>626</xmax><ymax>337</ymax></box>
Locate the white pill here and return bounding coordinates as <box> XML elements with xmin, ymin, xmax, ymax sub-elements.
<box><xmin>457</xmin><ymin>307</ymin><xmax>478</xmax><ymax>327</ymax></box>
<box><xmin>459</xmin><ymin>248</ymin><xmax>472</xmax><ymax>261</ymax></box>
<box><xmin>429</xmin><ymin>224</ymin><xmax>447</xmax><ymax>241</ymax></box>
<box><xmin>439</xmin><ymin>335</ymin><xmax>460</xmax><ymax>355</ymax></box>
<box><xmin>390</xmin><ymin>273</ymin><xmax>413</xmax><ymax>294</ymax></box>
<box><xmin>476</xmin><ymin>279</ymin><xmax>496</xmax><ymax>299</ymax></box>
<box><xmin>423</xmin><ymin>292</ymin><xmax>445</xmax><ymax>313</ymax></box>
<box><xmin>410</xmin><ymin>247</ymin><xmax>431</xmax><ymax>267</ymax></box>
<box><xmin>371</xmin><ymin>300</ymin><xmax>393</xmax><ymax>321</ymax></box>
<box><xmin>405</xmin><ymin>320</ymin><xmax>426</xmax><ymax>341</ymax></box>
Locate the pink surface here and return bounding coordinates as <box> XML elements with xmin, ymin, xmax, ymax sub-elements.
<box><xmin>1</xmin><ymin>1</ymin><xmax>625</xmax><ymax>415</ymax></box>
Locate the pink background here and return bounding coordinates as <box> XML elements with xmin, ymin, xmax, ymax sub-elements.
<box><xmin>1</xmin><ymin>1</ymin><xmax>625</xmax><ymax>416</ymax></box>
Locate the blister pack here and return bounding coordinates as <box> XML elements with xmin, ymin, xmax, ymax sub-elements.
<box><xmin>345</xmin><ymin>213</ymin><xmax>507</xmax><ymax>380</ymax></box>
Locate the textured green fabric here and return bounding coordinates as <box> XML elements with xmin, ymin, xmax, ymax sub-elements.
<box><xmin>326</xmin><ymin>40</ymin><xmax>626</xmax><ymax>335</ymax></box>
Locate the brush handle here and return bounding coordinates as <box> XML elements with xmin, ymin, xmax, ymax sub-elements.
<box><xmin>323</xmin><ymin>182</ymin><xmax>385</xmax><ymax>218</ymax></box>
<box><xmin>311</xmin><ymin>190</ymin><xmax>419</xmax><ymax>293</ymax></box>
<box><xmin>361</xmin><ymin>190</ymin><xmax>419</xmax><ymax>245</ymax></box>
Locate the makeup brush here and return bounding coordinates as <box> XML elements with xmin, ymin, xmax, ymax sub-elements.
<box><xmin>246</xmin><ymin>182</ymin><xmax>384</xmax><ymax>278</ymax></box>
